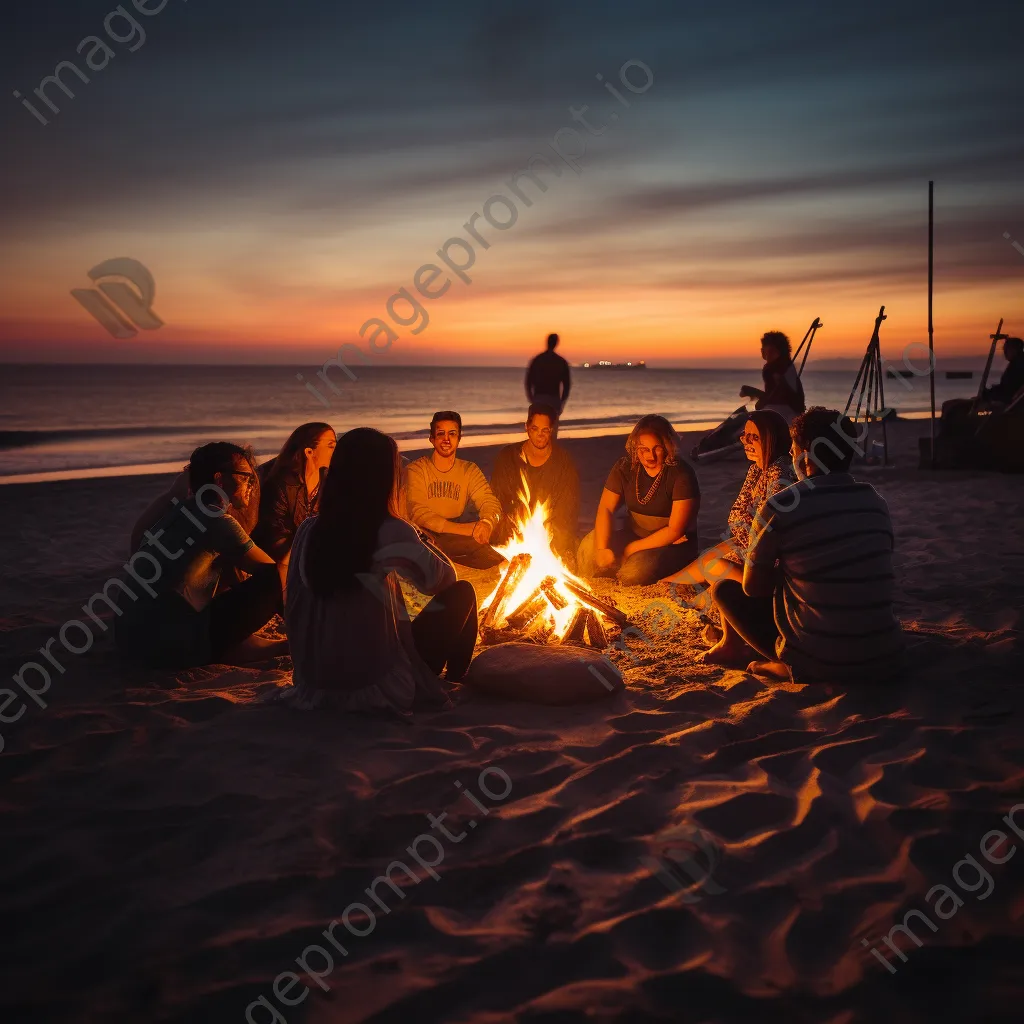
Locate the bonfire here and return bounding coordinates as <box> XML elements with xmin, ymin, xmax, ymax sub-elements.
<box><xmin>479</xmin><ymin>481</ymin><xmax>627</xmax><ymax>650</ymax></box>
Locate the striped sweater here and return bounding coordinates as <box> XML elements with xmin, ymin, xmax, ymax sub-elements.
<box><xmin>747</xmin><ymin>472</ymin><xmax>904</xmax><ymax>682</ymax></box>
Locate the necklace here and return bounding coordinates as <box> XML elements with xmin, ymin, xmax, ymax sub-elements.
<box><xmin>635</xmin><ymin>464</ymin><xmax>665</xmax><ymax>505</ymax></box>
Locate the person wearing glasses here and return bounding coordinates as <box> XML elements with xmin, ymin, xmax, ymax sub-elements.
<box><xmin>116</xmin><ymin>442</ymin><xmax>288</xmax><ymax>668</ymax></box>
<box><xmin>698</xmin><ymin>407</ymin><xmax>903</xmax><ymax>682</ymax></box>
<box><xmin>577</xmin><ymin>415</ymin><xmax>700</xmax><ymax>586</ymax></box>
<box><xmin>490</xmin><ymin>403</ymin><xmax>580</xmax><ymax>567</ymax></box>
<box><xmin>664</xmin><ymin>410</ymin><xmax>792</xmax><ymax>611</ymax></box>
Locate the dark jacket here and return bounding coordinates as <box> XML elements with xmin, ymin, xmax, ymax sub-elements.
<box><xmin>490</xmin><ymin>441</ymin><xmax>579</xmax><ymax>563</ymax></box>
<box><xmin>253</xmin><ymin>460</ymin><xmax>322</xmax><ymax>559</ymax></box>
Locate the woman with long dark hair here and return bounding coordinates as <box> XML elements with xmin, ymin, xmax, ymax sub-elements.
<box><xmin>664</xmin><ymin>409</ymin><xmax>793</xmax><ymax>598</ymax></box>
<box><xmin>253</xmin><ymin>422</ymin><xmax>336</xmax><ymax>559</ymax></box>
<box><xmin>281</xmin><ymin>427</ymin><xmax>477</xmax><ymax>713</ymax></box>
<box><xmin>576</xmin><ymin>414</ymin><xmax>701</xmax><ymax>586</ymax></box>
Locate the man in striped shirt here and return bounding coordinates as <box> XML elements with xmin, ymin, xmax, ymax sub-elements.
<box><xmin>702</xmin><ymin>407</ymin><xmax>904</xmax><ymax>683</ymax></box>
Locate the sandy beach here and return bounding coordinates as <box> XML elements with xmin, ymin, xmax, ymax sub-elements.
<box><xmin>2</xmin><ymin>419</ymin><xmax>1023</xmax><ymax>1024</ymax></box>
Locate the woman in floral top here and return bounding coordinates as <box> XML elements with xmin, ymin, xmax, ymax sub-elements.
<box><xmin>664</xmin><ymin>410</ymin><xmax>793</xmax><ymax>596</ymax></box>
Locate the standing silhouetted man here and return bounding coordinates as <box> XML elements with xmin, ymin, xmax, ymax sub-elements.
<box><xmin>525</xmin><ymin>333</ymin><xmax>571</xmax><ymax>414</ymax></box>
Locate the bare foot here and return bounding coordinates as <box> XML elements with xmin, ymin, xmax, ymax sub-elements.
<box><xmin>701</xmin><ymin>622</ymin><xmax>722</xmax><ymax>646</ymax></box>
<box><xmin>696</xmin><ymin>637</ymin><xmax>750</xmax><ymax>666</ymax></box>
<box><xmin>218</xmin><ymin>635</ymin><xmax>289</xmax><ymax>665</ymax></box>
<box><xmin>747</xmin><ymin>659</ymin><xmax>793</xmax><ymax>683</ymax></box>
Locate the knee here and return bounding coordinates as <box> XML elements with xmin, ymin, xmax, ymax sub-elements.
<box><xmin>617</xmin><ymin>554</ymin><xmax>655</xmax><ymax>588</ymax></box>
<box><xmin>450</xmin><ymin>579</ymin><xmax>477</xmax><ymax>609</ymax></box>
<box><xmin>710</xmin><ymin>577</ymin><xmax>741</xmax><ymax>608</ymax></box>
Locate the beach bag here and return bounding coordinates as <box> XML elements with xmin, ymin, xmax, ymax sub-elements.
<box><xmin>464</xmin><ymin>642</ymin><xmax>624</xmax><ymax>705</ymax></box>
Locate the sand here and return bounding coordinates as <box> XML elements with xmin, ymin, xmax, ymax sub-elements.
<box><xmin>2</xmin><ymin>420</ymin><xmax>1023</xmax><ymax>1024</ymax></box>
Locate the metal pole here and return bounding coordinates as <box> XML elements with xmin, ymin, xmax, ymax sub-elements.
<box><xmin>877</xmin><ymin>332</ymin><xmax>889</xmax><ymax>464</ymax></box>
<box><xmin>928</xmin><ymin>180</ymin><xmax>936</xmax><ymax>467</ymax></box>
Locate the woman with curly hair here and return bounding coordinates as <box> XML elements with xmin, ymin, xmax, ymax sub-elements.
<box><xmin>664</xmin><ymin>409</ymin><xmax>793</xmax><ymax>610</ymax></box>
<box><xmin>577</xmin><ymin>414</ymin><xmax>701</xmax><ymax>586</ymax></box>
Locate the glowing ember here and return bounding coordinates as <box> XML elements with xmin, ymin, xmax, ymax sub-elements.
<box><xmin>481</xmin><ymin>476</ymin><xmax>622</xmax><ymax>643</ymax></box>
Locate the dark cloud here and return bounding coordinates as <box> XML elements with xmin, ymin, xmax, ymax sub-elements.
<box><xmin>1</xmin><ymin>0</ymin><xmax>1022</xmax><ymax>339</ymax></box>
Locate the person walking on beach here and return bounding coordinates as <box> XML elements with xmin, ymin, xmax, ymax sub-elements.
<box><xmin>491</xmin><ymin>403</ymin><xmax>580</xmax><ymax>567</ymax></box>
<box><xmin>700</xmin><ymin>407</ymin><xmax>903</xmax><ymax>683</ymax></box>
<box><xmin>116</xmin><ymin>442</ymin><xmax>287</xmax><ymax>668</ymax></box>
<box><xmin>280</xmin><ymin>427</ymin><xmax>476</xmax><ymax>714</ymax></box>
<box><xmin>525</xmin><ymin>333</ymin><xmax>571</xmax><ymax>414</ymax></box>
<box><xmin>405</xmin><ymin>411</ymin><xmax>504</xmax><ymax>569</ymax></box>
<box><xmin>739</xmin><ymin>330</ymin><xmax>806</xmax><ymax>423</ymax></box>
<box><xmin>577</xmin><ymin>415</ymin><xmax>700</xmax><ymax>587</ymax></box>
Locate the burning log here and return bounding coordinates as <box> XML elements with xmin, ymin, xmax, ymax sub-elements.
<box><xmin>525</xmin><ymin>617</ymin><xmax>554</xmax><ymax>644</ymax></box>
<box><xmin>505</xmin><ymin>586</ymin><xmax>548</xmax><ymax>631</ymax></box>
<box><xmin>540</xmin><ymin>576</ymin><xmax>568</xmax><ymax>611</ymax></box>
<box><xmin>481</xmin><ymin>552</ymin><xmax>531</xmax><ymax>630</ymax></box>
<box><xmin>559</xmin><ymin>606</ymin><xmax>588</xmax><ymax>645</ymax></box>
<box><xmin>561</xmin><ymin>580</ymin><xmax>630</xmax><ymax>627</ymax></box>
<box><xmin>585</xmin><ymin>609</ymin><xmax>608</xmax><ymax>649</ymax></box>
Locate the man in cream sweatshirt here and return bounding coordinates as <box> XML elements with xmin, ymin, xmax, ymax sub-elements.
<box><xmin>405</xmin><ymin>411</ymin><xmax>505</xmax><ymax>569</ymax></box>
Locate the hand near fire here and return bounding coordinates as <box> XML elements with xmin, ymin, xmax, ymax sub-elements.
<box><xmin>472</xmin><ymin>519</ymin><xmax>494</xmax><ymax>545</ymax></box>
<box><xmin>594</xmin><ymin>546</ymin><xmax>616</xmax><ymax>569</ymax></box>
<box><xmin>738</xmin><ymin>385</ymin><xmax>757</xmax><ymax>399</ymax></box>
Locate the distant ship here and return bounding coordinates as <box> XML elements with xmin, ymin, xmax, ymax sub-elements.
<box><xmin>579</xmin><ymin>360</ymin><xmax>646</xmax><ymax>369</ymax></box>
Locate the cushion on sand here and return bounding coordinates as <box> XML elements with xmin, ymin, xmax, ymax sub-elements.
<box><xmin>464</xmin><ymin>642</ymin><xmax>624</xmax><ymax>705</ymax></box>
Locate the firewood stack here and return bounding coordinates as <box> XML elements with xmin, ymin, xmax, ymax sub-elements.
<box><xmin>478</xmin><ymin>553</ymin><xmax>627</xmax><ymax>650</ymax></box>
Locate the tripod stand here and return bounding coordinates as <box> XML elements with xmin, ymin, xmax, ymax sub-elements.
<box><xmin>793</xmin><ymin>316</ymin><xmax>823</xmax><ymax>376</ymax></box>
<box><xmin>844</xmin><ymin>306</ymin><xmax>889</xmax><ymax>465</ymax></box>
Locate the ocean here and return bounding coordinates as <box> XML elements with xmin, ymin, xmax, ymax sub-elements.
<box><xmin>0</xmin><ymin>363</ymin><xmax>973</xmax><ymax>484</ymax></box>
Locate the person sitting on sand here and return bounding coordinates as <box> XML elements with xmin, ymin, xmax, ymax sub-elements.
<box><xmin>491</xmin><ymin>403</ymin><xmax>580</xmax><ymax>567</ymax></box>
<box><xmin>700</xmin><ymin>407</ymin><xmax>904</xmax><ymax>683</ymax></box>
<box><xmin>252</xmin><ymin>422</ymin><xmax>336</xmax><ymax>560</ymax></box>
<box><xmin>116</xmin><ymin>442</ymin><xmax>287</xmax><ymax>668</ymax></box>
<box><xmin>129</xmin><ymin>466</ymin><xmax>191</xmax><ymax>556</ymax></box>
<box><xmin>525</xmin><ymin>333</ymin><xmax>571</xmax><ymax>414</ymax></box>
<box><xmin>664</xmin><ymin>410</ymin><xmax>792</xmax><ymax>609</ymax></box>
<box><xmin>577</xmin><ymin>415</ymin><xmax>700</xmax><ymax>587</ymax></box>
<box><xmin>280</xmin><ymin>427</ymin><xmax>476</xmax><ymax>714</ymax></box>
<box><xmin>941</xmin><ymin>335</ymin><xmax>1024</xmax><ymax>431</ymax></box>
<box><xmin>738</xmin><ymin>330</ymin><xmax>806</xmax><ymax>424</ymax></box>
<box><xmin>405</xmin><ymin>411</ymin><xmax>504</xmax><ymax>570</ymax></box>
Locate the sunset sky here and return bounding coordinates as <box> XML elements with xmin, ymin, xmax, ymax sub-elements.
<box><xmin>1</xmin><ymin>0</ymin><xmax>1022</xmax><ymax>366</ymax></box>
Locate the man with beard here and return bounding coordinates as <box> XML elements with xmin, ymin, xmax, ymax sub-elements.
<box><xmin>490</xmin><ymin>403</ymin><xmax>580</xmax><ymax>568</ymax></box>
<box><xmin>405</xmin><ymin>411</ymin><xmax>504</xmax><ymax>569</ymax></box>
